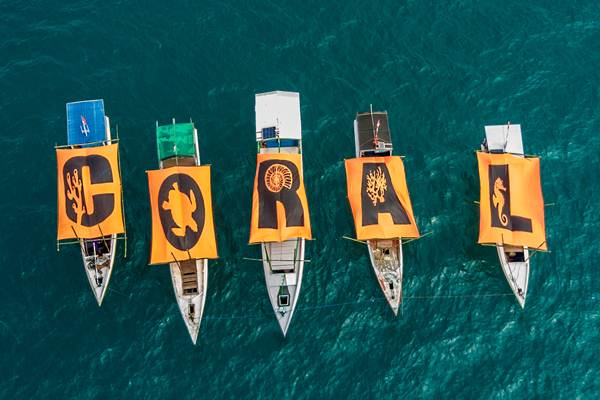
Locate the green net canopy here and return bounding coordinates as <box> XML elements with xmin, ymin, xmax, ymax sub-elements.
<box><xmin>156</xmin><ymin>123</ymin><xmax>196</xmax><ymax>160</ymax></box>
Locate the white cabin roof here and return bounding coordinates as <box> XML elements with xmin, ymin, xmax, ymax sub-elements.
<box><xmin>485</xmin><ymin>124</ymin><xmax>524</xmax><ymax>155</ymax></box>
<box><xmin>255</xmin><ymin>91</ymin><xmax>302</xmax><ymax>140</ymax></box>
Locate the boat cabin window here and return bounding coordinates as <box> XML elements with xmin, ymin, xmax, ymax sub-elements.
<box><xmin>507</xmin><ymin>252</ymin><xmax>525</xmax><ymax>262</ymax></box>
<box><xmin>85</xmin><ymin>239</ymin><xmax>109</xmax><ymax>255</ymax></box>
<box><xmin>263</xmin><ymin>138</ymin><xmax>299</xmax><ymax>149</ymax></box>
<box><xmin>278</xmin><ymin>294</ymin><xmax>290</xmax><ymax>307</ymax></box>
<box><xmin>361</xmin><ymin>150</ymin><xmax>392</xmax><ymax>157</ymax></box>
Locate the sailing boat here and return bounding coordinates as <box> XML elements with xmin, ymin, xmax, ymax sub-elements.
<box><xmin>147</xmin><ymin>120</ymin><xmax>218</xmax><ymax>344</ymax></box>
<box><xmin>345</xmin><ymin>108</ymin><xmax>420</xmax><ymax>315</ymax></box>
<box><xmin>56</xmin><ymin>99</ymin><xmax>126</xmax><ymax>306</ymax></box>
<box><xmin>250</xmin><ymin>91</ymin><xmax>312</xmax><ymax>336</ymax></box>
<box><xmin>477</xmin><ymin>123</ymin><xmax>547</xmax><ymax>308</ymax></box>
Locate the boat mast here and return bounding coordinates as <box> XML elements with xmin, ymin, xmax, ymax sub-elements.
<box><xmin>370</xmin><ymin>104</ymin><xmax>379</xmax><ymax>148</ymax></box>
<box><xmin>503</xmin><ymin>121</ymin><xmax>511</xmax><ymax>152</ymax></box>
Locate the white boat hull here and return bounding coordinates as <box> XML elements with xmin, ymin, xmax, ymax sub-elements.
<box><xmin>497</xmin><ymin>245</ymin><xmax>529</xmax><ymax>308</ymax></box>
<box><xmin>255</xmin><ymin>91</ymin><xmax>306</xmax><ymax>336</ymax></box>
<box><xmin>262</xmin><ymin>239</ymin><xmax>304</xmax><ymax>336</ymax></box>
<box><xmin>353</xmin><ymin>110</ymin><xmax>404</xmax><ymax>315</ymax></box>
<box><xmin>80</xmin><ymin>234</ymin><xmax>117</xmax><ymax>306</ymax></box>
<box><xmin>75</xmin><ymin>115</ymin><xmax>118</xmax><ymax>306</ymax></box>
<box><xmin>170</xmin><ymin>259</ymin><xmax>208</xmax><ymax>344</ymax></box>
<box><xmin>367</xmin><ymin>239</ymin><xmax>403</xmax><ymax>315</ymax></box>
<box><xmin>158</xmin><ymin>125</ymin><xmax>209</xmax><ymax>344</ymax></box>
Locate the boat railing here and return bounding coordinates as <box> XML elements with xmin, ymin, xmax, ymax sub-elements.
<box><xmin>55</xmin><ymin>138</ymin><xmax>119</xmax><ymax>149</ymax></box>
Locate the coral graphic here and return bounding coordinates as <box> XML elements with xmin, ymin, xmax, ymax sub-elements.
<box><xmin>366</xmin><ymin>167</ymin><xmax>387</xmax><ymax>206</ymax></box>
<box><xmin>66</xmin><ymin>169</ymin><xmax>86</xmax><ymax>224</ymax></box>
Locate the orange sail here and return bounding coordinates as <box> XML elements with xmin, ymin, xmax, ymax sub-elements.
<box><xmin>56</xmin><ymin>143</ymin><xmax>125</xmax><ymax>240</ymax></box>
<box><xmin>249</xmin><ymin>153</ymin><xmax>312</xmax><ymax>243</ymax></box>
<box><xmin>147</xmin><ymin>165</ymin><xmax>218</xmax><ymax>264</ymax></box>
<box><xmin>477</xmin><ymin>151</ymin><xmax>547</xmax><ymax>250</ymax></box>
<box><xmin>345</xmin><ymin>156</ymin><xmax>419</xmax><ymax>240</ymax></box>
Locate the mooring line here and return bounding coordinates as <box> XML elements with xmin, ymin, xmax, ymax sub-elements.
<box><xmin>204</xmin><ymin>314</ymin><xmax>266</xmax><ymax>320</ymax></box>
<box><xmin>404</xmin><ymin>293</ymin><xmax>513</xmax><ymax>299</ymax></box>
<box><xmin>298</xmin><ymin>297</ymin><xmax>385</xmax><ymax>311</ymax></box>
<box><xmin>202</xmin><ymin>293</ymin><xmax>514</xmax><ymax>321</ymax></box>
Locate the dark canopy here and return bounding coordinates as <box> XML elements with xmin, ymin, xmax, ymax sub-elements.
<box><xmin>356</xmin><ymin>111</ymin><xmax>391</xmax><ymax>152</ymax></box>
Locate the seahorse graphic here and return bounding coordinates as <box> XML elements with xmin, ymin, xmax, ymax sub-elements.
<box><xmin>492</xmin><ymin>177</ymin><xmax>509</xmax><ymax>226</ymax></box>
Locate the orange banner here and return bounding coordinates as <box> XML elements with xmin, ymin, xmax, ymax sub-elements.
<box><xmin>345</xmin><ymin>156</ymin><xmax>419</xmax><ymax>240</ymax></box>
<box><xmin>147</xmin><ymin>166</ymin><xmax>218</xmax><ymax>264</ymax></box>
<box><xmin>56</xmin><ymin>144</ymin><xmax>124</xmax><ymax>240</ymax></box>
<box><xmin>249</xmin><ymin>153</ymin><xmax>312</xmax><ymax>243</ymax></box>
<box><xmin>477</xmin><ymin>152</ymin><xmax>547</xmax><ymax>250</ymax></box>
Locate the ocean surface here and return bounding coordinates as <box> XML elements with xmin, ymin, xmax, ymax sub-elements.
<box><xmin>1</xmin><ymin>0</ymin><xmax>599</xmax><ymax>398</ymax></box>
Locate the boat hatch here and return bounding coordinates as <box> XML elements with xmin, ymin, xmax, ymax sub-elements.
<box><xmin>189</xmin><ymin>304</ymin><xmax>195</xmax><ymax>316</ymax></box>
<box><xmin>278</xmin><ymin>285</ymin><xmax>291</xmax><ymax>307</ymax></box>
<box><xmin>181</xmin><ymin>261</ymin><xmax>199</xmax><ymax>295</ymax></box>
<box><xmin>85</xmin><ymin>239</ymin><xmax>109</xmax><ymax>256</ymax></box>
<box><xmin>278</xmin><ymin>294</ymin><xmax>290</xmax><ymax>307</ymax></box>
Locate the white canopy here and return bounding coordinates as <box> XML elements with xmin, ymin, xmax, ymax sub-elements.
<box><xmin>485</xmin><ymin>124</ymin><xmax>524</xmax><ymax>155</ymax></box>
<box><xmin>255</xmin><ymin>91</ymin><xmax>302</xmax><ymax>140</ymax></box>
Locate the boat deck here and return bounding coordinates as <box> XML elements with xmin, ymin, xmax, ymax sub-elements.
<box><xmin>179</xmin><ymin>260</ymin><xmax>199</xmax><ymax>295</ymax></box>
<box><xmin>161</xmin><ymin>156</ymin><xmax>197</xmax><ymax>168</ymax></box>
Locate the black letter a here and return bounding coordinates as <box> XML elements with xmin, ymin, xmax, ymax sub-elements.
<box><xmin>361</xmin><ymin>163</ymin><xmax>410</xmax><ymax>226</ymax></box>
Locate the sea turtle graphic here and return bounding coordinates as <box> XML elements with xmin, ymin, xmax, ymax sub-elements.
<box><xmin>161</xmin><ymin>182</ymin><xmax>198</xmax><ymax>236</ymax></box>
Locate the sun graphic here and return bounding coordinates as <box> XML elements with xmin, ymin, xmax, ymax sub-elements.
<box><xmin>265</xmin><ymin>164</ymin><xmax>293</xmax><ymax>193</ymax></box>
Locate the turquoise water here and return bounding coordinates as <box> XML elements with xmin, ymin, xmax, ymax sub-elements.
<box><xmin>1</xmin><ymin>1</ymin><xmax>599</xmax><ymax>398</ymax></box>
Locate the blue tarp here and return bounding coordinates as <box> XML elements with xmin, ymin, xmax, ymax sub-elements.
<box><xmin>66</xmin><ymin>100</ymin><xmax>107</xmax><ymax>145</ymax></box>
<box><xmin>262</xmin><ymin>127</ymin><xmax>276</xmax><ymax>139</ymax></box>
<box><xmin>264</xmin><ymin>139</ymin><xmax>298</xmax><ymax>148</ymax></box>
